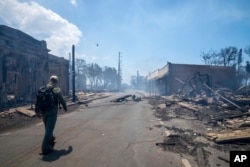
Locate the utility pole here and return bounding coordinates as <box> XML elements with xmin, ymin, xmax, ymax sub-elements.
<box><xmin>118</xmin><ymin>52</ymin><xmax>122</xmax><ymax>91</ymax></box>
<box><xmin>72</xmin><ymin>45</ymin><xmax>76</xmax><ymax>102</ymax></box>
<box><xmin>137</xmin><ymin>70</ymin><xmax>139</xmax><ymax>89</ymax></box>
<box><xmin>68</xmin><ymin>52</ymin><xmax>71</xmax><ymax>94</ymax></box>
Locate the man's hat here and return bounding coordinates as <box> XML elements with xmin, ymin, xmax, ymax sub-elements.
<box><xmin>50</xmin><ymin>75</ymin><xmax>58</xmax><ymax>82</ymax></box>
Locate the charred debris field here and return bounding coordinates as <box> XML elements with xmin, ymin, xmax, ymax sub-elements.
<box><xmin>147</xmin><ymin>84</ymin><xmax>250</xmax><ymax>167</ymax></box>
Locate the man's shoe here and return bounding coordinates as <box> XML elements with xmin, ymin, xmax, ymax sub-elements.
<box><xmin>39</xmin><ymin>149</ymin><xmax>53</xmax><ymax>155</ymax></box>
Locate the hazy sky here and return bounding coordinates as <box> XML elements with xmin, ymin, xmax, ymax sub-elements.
<box><xmin>0</xmin><ymin>0</ymin><xmax>250</xmax><ymax>84</ymax></box>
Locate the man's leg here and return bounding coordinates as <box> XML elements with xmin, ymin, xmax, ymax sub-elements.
<box><xmin>42</xmin><ymin>112</ymin><xmax>57</xmax><ymax>154</ymax></box>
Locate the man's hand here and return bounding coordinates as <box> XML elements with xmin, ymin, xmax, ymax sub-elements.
<box><xmin>36</xmin><ymin>112</ymin><xmax>42</xmax><ymax>119</ymax></box>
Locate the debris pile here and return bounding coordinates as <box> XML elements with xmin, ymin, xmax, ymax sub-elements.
<box><xmin>156</xmin><ymin>126</ymin><xmax>209</xmax><ymax>155</ymax></box>
<box><xmin>148</xmin><ymin>73</ymin><xmax>250</xmax><ymax>166</ymax></box>
<box><xmin>167</xmin><ymin>82</ymin><xmax>250</xmax><ymax>144</ymax></box>
<box><xmin>111</xmin><ymin>95</ymin><xmax>132</xmax><ymax>102</ymax></box>
<box><xmin>111</xmin><ymin>94</ymin><xmax>142</xmax><ymax>102</ymax></box>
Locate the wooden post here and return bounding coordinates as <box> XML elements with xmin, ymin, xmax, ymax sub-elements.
<box><xmin>203</xmin><ymin>83</ymin><xmax>243</xmax><ymax>111</ymax></box>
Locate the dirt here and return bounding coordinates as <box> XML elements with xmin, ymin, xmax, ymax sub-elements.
<box><xmin>0</xmin><ymin>104</ymin><xmax>79</xmax><ymax>134</ymax></box>
<box><xmin>0</xmin><ymin>93</ymin><xmax>110</xmax><ymax>134</ymax></box>
<box><xmin>0</xmin><ymin>111</ymin><xmax>39</xmax><ymax>132</ymax></box>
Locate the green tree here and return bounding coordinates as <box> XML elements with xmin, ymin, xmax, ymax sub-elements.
<box><xmin>75</xmin><ymin>59</ymin><xmax>86</xmax><ymax>90</ymax></box>
<box><xmin>86</xmin><ymin>63</ymin><xmax>101</xmax><ymax>89</ymax></box>
<box><xmin>238</xmin><ymin>49</ymin><xmax>243</xmax><ymax>69</ymax></box>
<box><xmin>102</xmin><ymin>67</ymin><xmax>117</xmax><ymax>89</ymax></box>
<box><xmin>245</xmin><ymin>61</ymin><xmax>250</xmax><ymax>85</ymax></box>
<box><xmin>236</xmin><ymin>49</ymin><xmax>245</xmax><ymax>85</ymax></box>
<box><xmin>242</xmin><ymin>45</ymin><xmax>250</xmax><ymax>85</ymax></box>
<box><xmin>244</xmin><ymin>45</ymin><xmax>250</xmax><ymax>57</ymax></box>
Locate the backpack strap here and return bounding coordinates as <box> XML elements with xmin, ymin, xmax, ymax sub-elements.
<box><xmin>48</xmin><ymin>86</ymin><xmax>60</xmax><ymax>106</ymax></box>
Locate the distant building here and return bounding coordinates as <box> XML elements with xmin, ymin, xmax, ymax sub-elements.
<box><xmin>147</xmin><ymin>62</ymin><xmax>238</xmax><ymax>96</ymax></box>
<box><xmin>0</xmin><ymin>25</ymin><xmax>69</xmax><ymax>105</ymax></box>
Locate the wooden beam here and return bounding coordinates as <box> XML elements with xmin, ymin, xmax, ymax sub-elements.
<box><xmin>215</xmin><ymin>134</ymin><xmax>250</xmax><ymax>144</ymax></box>
<box><xmin>206</xmin><ymin>129</ymin><xmax>250</xmax><ymax>144</ymax></box>
<box><xmin>218</xmin><ymin>156</ymin><xmax>229</xmax><ymax>163</ymax></box>
<box><xmin>177</xmin><ymin>102</ymin><xmax>199</xmax><ymax>112</ymax></box>
<box><xmin>16</xmin><ymin>108</ymin><xmax>36</xmax><ymax>117</ymax></box>
<box><xmin>196</xmin><ymin>148</ymin><xmax>206</xmax><ymax>167</ymax></box>
<box><xmin>212</xmin><ymin>112</ymin><xmax>250</xmax><ymax>121</ymax></box>
<box><xmin>203</xmin><ymin>84</ymin><xmax>243</xmax><ymax>111</ymax></box>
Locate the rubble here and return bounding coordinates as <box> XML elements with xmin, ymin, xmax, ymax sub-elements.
<box><xmin>175</xmin><ymin>82</ymin><xmax>250</xmax><ymax>141</ymax></box>
<box><xmin>132</xmin><ymin>95</ymin><xmax>142</xmax><ymax>102</ymax></box>
<box><xmin>16</xmin><ymin>107</ymin><xmax>36</xmax><ymax>117</ymax></box>
<box><xmin>148</xmin><ymin>72</ymin><xmax>250</xmax><ymax>166</ymax></box>
<box><xmin>206</xmin><ymin>129</ymin><xmax>250</xmax><ymax>144</ymax></box>
<box><xmin>110</xmin><ymin>95</ymin><xmax>132</xmax><ymax>102</ymax></box>
<box><xmin>110</xmin><ymin>94</ymin><xmax>142</xmax><ymax>102</ymax></box>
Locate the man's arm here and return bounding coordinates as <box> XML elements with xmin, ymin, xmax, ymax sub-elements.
<box><xmin>57</xmin><ymin>91</ymin><xmax>67</xmax><ymax>112</ymax></box>
<box><xmin>35</xmin><ymin>99</ymin><xmax>42</xmax><ymax>118</ymax></box>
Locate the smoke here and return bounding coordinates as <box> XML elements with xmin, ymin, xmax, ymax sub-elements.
<box><xmin>0</xmin><ymin>0</ymin><xmax>82</xmax><ymax>58</ymax></box>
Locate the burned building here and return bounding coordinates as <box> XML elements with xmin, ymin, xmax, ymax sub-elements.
<box><xmin>47</xmin><ymin>54</ymin><xmax>69</xmax><ymax>95</ymax></box>
<box><xmin>0</xmin><ymin>25</ymin><xmax>69</xmax><ymax>105</ymax></box>
<box><xmin>147</xmin><ymin>62</ymin><xmax>238</xmax><ymax>96</ymax></box>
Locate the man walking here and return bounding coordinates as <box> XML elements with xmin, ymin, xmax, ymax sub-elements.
<box><xmin>35</xmin><ymin>75</ymin><xmax>67</xmax><ymax>155</ymax></box>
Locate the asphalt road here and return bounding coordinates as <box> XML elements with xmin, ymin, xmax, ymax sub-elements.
<box><xmin>0</xmin><ymin>93</ymin><xmax>197</xmax><ymax>167</ymax></box>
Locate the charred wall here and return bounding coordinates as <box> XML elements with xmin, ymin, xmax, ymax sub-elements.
<box><xmin>147</xmin><ymin>63</ymin><xmax>238</xmax><ymax>96</ymax></box>
<box><xmin>48</xmin><ymin>54</ymin><xmax>69</xmax><ymax>95</ymax></box>
<box><xmin>168</xmin><ymin>64</ymin><xmax>237</xmax><ymax>94</ymax></box>
<box><xmin>0</xmin><ymin>25</ymin><xmax>69</xmax><ymax>105</ymax></box>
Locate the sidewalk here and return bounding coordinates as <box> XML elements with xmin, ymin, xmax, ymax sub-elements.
<box><xmin>0</xmin><ymin>92</ymin><xmax>111</xmax><ymax>133</ymax></box>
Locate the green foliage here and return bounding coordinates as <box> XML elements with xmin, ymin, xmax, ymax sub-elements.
<box><xmin>76</xmin><ymin>59</ymin><xmax>86</xmax><ymax>74</ymax></box>
<box><xmin>71</xmin><ymin>57</ymin><xmax>119</xmax><ymax>90</ymax></box>
<box><xmin>244</xmin><ymin>45</ymin><xmax>250</xmax><ymax>57</ymax></box>
<box><xmin>85</xmin><ymin>63</ymin><xmax>118</xmax><ymax>89</ymax></box>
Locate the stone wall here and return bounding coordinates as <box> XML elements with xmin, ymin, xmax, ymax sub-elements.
<box><xmin>0</xmin><ymin>25</ymin><xmax>69</xmax><ymax>104</ymax></box>
<box><xmin>48</xmin><ymin>54</ymin><xmax>69</xmax><ymax>95</ymax></box>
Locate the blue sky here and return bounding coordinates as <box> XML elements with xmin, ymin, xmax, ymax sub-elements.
<box><xmin>0</xmin><ymin>0</ymin><xmax>250</xmax><ymax>84</ymax></box>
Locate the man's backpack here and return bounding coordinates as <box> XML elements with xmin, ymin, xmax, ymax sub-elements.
<box><xmin>36</xmin><ymin>86</ymin><xmax>57</xmax><ymax>112</ymax></box>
